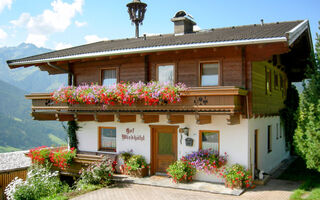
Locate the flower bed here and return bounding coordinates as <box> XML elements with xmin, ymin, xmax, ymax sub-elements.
<box><xmin>27</xmin><ymin>146</ymin><xmax>76</xmax><ymax>170</ymax></box>
<box><xmin>51</xmin><ymin>81</ymin><xmax>187</xmax><ymax>106</ymax></box>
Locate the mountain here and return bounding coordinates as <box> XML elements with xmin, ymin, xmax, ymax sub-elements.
<box><xmin>0</xmin><ymin>80</ymin><xmax>66</xmax><ymax>152</ymax></box>
<box><xmin>0</xmin><ymin>43</ymin><xmax>67</xmax><ymax>93</ymax></box>
<box><xmin>0</xmin><ymin>43</ymin><xmax>67</xmax><ymax>153</ymax></box>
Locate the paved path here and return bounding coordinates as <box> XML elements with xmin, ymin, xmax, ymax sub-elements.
<box><xmin>72</xmin><ymin>179</ymin><xmax>300</xmax><ymax>200</ymax></box>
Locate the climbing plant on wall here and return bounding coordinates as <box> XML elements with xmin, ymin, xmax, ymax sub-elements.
<box><xmin>67</xmin><ymin>121</ymin><xmax>80</xmax><ymax>150</ymax></box>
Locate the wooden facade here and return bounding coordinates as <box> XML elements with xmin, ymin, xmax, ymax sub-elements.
<box><xmin>24</xmin><ymin>42</ymin><xmax>296</xmax><ymax>119</ymax></box>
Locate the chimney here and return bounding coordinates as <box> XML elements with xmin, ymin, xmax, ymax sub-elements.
<box><xmin>171</xmin><ymin>10</ymin><xmax>196</xmax><ymax>35</ymax></box>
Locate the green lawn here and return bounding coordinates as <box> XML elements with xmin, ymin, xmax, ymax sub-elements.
<box><xmin>279</xmin><ymin>157</ymin><xmax>320</xmax><ymax>200</ymax></box>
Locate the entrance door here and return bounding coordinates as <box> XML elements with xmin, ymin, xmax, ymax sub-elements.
<box><xmin>254</xmin><ymin>129</ymin><xmax>259</xmax><ymax>169</ymax></box>
<box><xmin>151</xmin><ymin>126</ymin><xmax>178</xmax><ymax>174</ymax></box>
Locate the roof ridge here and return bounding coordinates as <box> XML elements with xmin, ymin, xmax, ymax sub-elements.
<box><xmin>197</xmin><ymin>20</ymin><xmax>304</xmax><ymax>33</ymax></box>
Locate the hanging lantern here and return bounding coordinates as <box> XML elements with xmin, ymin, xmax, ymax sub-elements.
<box><xmin>127</xmin><ymin>0</ymin><xmax>147</xmax><ymax>38</ymax></box>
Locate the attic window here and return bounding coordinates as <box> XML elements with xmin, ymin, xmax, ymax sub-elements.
<box><xmin>200</xmin><ymin>62</ymin><xmax>219</xmax><ymax>86</ymax></box>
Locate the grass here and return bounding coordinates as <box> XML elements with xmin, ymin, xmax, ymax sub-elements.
<box><xmin>0</xmin><ymin>145</ymin><xmax>21</xmax><ymax>153</ymax></box>
<box><xmin>49</xmin><ymin>134</ymin><xmax>67</xmax><ymax>146</ymax></box>
<box><xmin>278</xmin><ymin>157</ymin><xmax>320</xmax><ymax>200</ymax></box>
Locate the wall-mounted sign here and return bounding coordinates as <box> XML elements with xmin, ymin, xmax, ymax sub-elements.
<box><xmin>122</xmin><ymin>128</ymin><xmax>145</xmax><ymax>141</ymax></box>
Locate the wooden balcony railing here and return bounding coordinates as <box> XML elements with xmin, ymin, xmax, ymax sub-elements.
<box><xmin>26</xmin><ymin>86</ymin><xmax>248</xmax><ymax>122</ymax></box>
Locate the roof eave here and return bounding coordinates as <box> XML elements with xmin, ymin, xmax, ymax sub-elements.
<box><xmin>286</xmin><ymin>20</ymin><xmax>312</xmax><ymax>48</ymax></box>
<box><xmin>7</xmin><ymin>37</ymin><xmax>288</xmax><ymax>68</ymax></box>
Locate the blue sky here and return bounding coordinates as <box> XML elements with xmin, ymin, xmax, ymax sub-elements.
<box><xmin>0</xmin><ymin>0</ymin><xmax>319</xmax><ymax>50</ymax></box>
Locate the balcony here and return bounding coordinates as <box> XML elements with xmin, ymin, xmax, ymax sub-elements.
<box><xmin>26</xmin><ymin>86</ymin><xmax>248</xmax><ymax>124</ymax></box>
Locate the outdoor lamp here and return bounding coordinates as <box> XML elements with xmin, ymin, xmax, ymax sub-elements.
<box><xmin>127</xmin><ymin>0</ymin><xmax>147</xmax><ymax>38</ymax></box>
<box><xmin>183</xmin><ymin>127</ymin><xmax>189</xmax><ymax>136</ymax></box>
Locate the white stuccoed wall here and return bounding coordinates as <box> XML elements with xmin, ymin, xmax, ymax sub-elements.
<box><xmin>248</xmin><ymin>116</ymin><xmax>289</xmax><ymax>173</ymax></box>
<box><xmin>77</xmin><ymin>114</ymin><xmax>250</xmax><ymax>167</ymax></box>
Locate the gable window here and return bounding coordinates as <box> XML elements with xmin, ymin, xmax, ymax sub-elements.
<box><xmin>267</xmin><ymin>125</ymin><xmax>272</xmax><ymax>153</ymax></box>
<box><xmin>199</xmin><ymin>130</ymin><xmax>219</xmax><ymax>153</ymax></box>
<box><xmin>265</xmin><ymin>67</ymin><xmax>272</xmax><ymax>94</ymax></box>
<box><xmin>102</xmin><ymin>68</ymin><xmax>117</xmax><ymax>87</ymax></box>
<box><xmin>157</xmin><ymin>65</ymin><xmax>174</xmax><ymax>84</ymax></box>
<box><xmin>98</xmin><ymin>127</ymin><xmax>116</xmax><ymax>151</ymax></box>
<box><xmin>200</xmin><ymin>62</ymin><xmax>219</xmax><ymax>86</ymax></box>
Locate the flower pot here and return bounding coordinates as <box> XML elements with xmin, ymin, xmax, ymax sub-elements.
<box><xmin>120</xmin><ymin>165</ymin><xmax>129</xmax><ymax>175</ymax></box>
<box><xmin>129</xmin><ymin>167</ymin><xmax>148</xmax><ymax>178</ymax></box>
<box><xmin>225</xmin><ymin>180</ymin><xmax>243</xmax><ymax>189</ymax></box>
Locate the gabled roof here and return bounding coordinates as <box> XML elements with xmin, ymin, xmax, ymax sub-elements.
<box><xmin>7</xmin><ymin>20</ymin><xmax>310</xmax><ymax>67</ymax></box>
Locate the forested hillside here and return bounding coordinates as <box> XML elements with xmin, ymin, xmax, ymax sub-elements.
<box><xmin>0</xmin><ymin>44</ymin><xmax>67</xmax><ymax>152</ymax></box>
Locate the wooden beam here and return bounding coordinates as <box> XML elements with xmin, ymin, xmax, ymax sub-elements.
<box><xmin>77</xmin><ymin>114</ymin><xmax>95</xmax><ymax>121</ymax></box>
<box><xmin>97</xmin><ymin>114</ymin><xmax>114</xmax><ymax>122</ymax></box>
<box><xmin>227</xmin><ymin>114</ymin><xmax>240</xmax><ymax>125</ymax></box>
<box><xmin>196</xmin><ymin>115</ymin><xmax>212</xmax><ymax>125</ymax></box>
<box><xmin>168</xmin><ymin>114</ymin><xmax>184</xmax><ymax>124</ymax></box>
<box><xmin>119</xmin><ymin>114</ymin><xmax>136</xmax><ymax>123</ymax></box>
<box><xmin>142</xmin><ymin>114</ymin><xmax>159</xmax><ymax>123</ymax></box>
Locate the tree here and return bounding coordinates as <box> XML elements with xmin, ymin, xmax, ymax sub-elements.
<box><xmin>294</xmin><ymin>21</ymin><xmax>320</xmax><ymax>172</ymax></box>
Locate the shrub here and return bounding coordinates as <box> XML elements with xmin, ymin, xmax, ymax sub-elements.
<box><xmin>183</xmin><ymin>149</ymin><xmax>227</xmax><ymax>175</ymax></box>
<box><xmin>120</xmin><ymin>150</ymin><xmax>133</xmax><ymax>163</ymax></box>
<box><xmin>5</xmin><ymin>164</ymin><xmax>67</xmax><ymax>200</ymax></box>
<box><xmin>77</xmin><ymin>157</ymin><xmax>114</xmax><ymax>187</ymax></box>
<box><xmin>126</xmin><ymin>155</ymin><xmax>147</xmax><ymax>171</ymax></box>
<box><xmin>223</xmin><ymin>164</ymin><xmax>252</xmax><ymax>189</ymax></box>
<box><xmin>167</xmin><ymin>160</ymin><xmax>196</xmax><ymax>183</ymax></box>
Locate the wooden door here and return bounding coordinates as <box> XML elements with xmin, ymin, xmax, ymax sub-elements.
<box><xmin>151</xmin><ymin>126</ymin><xmax>178</xmax><ymax>174</ymax></box>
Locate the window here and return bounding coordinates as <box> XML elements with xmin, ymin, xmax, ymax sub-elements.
<box><xmin>98</xmin><ymin>127</ymin><xmax>116</xmax><ymax>151</ymax></box>
<box><xmin>276</xmin><ymin>123</ymin><xmax>279</xmax><ymax>139</ymax></box>
<box><xmin>157</xmin><ymin>65</ymin><xmax>174</xmax><ymax>84</ymax></box>
<box><xmin>267</xmin><ymin>125</ymin><xmax>272</xmax><ymax>153</ymax></box>
<box><xmin>199</xmin><ymin>131</ymin><xmax>219</xmax><ymax>153</ymax></box>
<box><xmin>102</xmin><ymin>69</ymin><xmax>117</xmax><ymax>87</ymax></box>
<box><xmin>280</xmin><ymin>123</ymin><xmax>282</xmax><ymax>138</ymax></box>
<box><xmin>200</xmin><ymin>62</ymin><xmax>219</xmax><ymax>86</ymax></box>
<box><xmin>265</xmin><ymin>67</ymin><xmax>272</xmax><ymax>94</ymax></box>
<box><xmin>274</xmin><ymin>72</ymin><xmax>279</xmax><ymax>90</ymax></box>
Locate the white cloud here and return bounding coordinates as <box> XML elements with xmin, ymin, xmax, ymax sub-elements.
<box><xmin>26</xmin><ymin>34</ymin><xmax>47</xmax><ymax>47</ymax></box>
<box><xmin>84</xmin><ymin>35</ymin><xmax>108</xmax><ymax>44</ymax></box>
<box><xmin>55</xmin><ymin>42</ymin><xmax>72</xmax><ymax>50</ymax></box>
<box><xmin>0</xmin><ymin>28</ymin><xmax>7</xmax><ymax>40</ymax></box>
<box><xmin>75</xmin><ymin>20</ymin><xmax>87</xmax><ymax>27</ymax></box>
<box><xmin>11</xmin><ymin>0</ymin><xmax>84</xmax><ymax>47</ymax></box>
<box><xmin>0</xmin><ymin>0</ymin><xmax>12</xmax><ymax>13</ymax></box>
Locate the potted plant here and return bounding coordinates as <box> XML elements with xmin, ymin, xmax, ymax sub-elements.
<box><xmin>119</xmin><ymin>151</ymin><xmax>133</xmax><ymax>175</ymax></box>
<box><xmin>166</xmin><ymin>160</ymin><xmax>196</xmax><ymax>183</ymax></box>
<box><xmin>223</xmin><ymin>164</ymin><xmax>252</xmax><ymax>189</ymax></box>
<box><xmin>126</xmin><ymin>155</ymin><xmax>148</xmax><ymax>178</ymax></box>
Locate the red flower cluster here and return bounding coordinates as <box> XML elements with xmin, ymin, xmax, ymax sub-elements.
<box><xmin>27</xmin><ymin>146</ymin><xmax>76</xmax><ymax>170</ymax></box>
<box><xmin>49</xmin><ymin>147</ymin><xmax>76</xmax><ymax>170</ymax></box>
<box><xmin>28</xmin><ymin>146</ymin><xmax>50</xmax><ymax>164</ymax></box>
